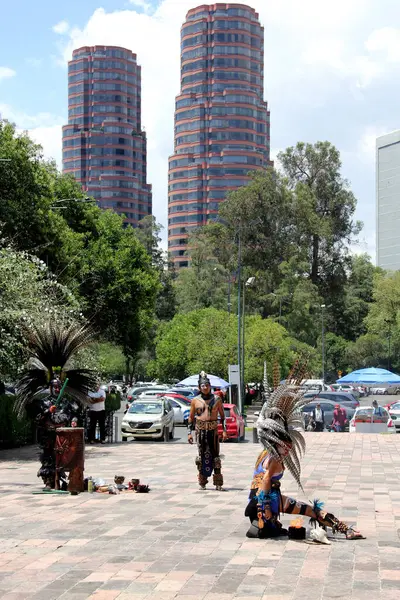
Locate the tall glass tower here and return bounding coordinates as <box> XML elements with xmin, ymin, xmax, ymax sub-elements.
<box><xmin>62</xmin><ymin>45</ymin><xmax>152</xmax><ymax>226</ymax></box>
<box><xmin>168</xmin><ymin>3</ymin><xmax>271</xmax><ymax>268</ymax></box>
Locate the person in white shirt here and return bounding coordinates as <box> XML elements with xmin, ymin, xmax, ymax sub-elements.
<box><xmin>311</xmin><ymin>403</ymin><xmax>325</xmax><ymax>432</ymax></box>
<box><xmin>88</xmin><ymin>385</ymin><xmax>107</xmax><ymax>443</ymax></box>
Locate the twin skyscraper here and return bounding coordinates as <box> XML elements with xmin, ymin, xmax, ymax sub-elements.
<box><xmin>62</xmin><ymin>4</ymin><xmax>271</xmax><ymax>268</ymax></box>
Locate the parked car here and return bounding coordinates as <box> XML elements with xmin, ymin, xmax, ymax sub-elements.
<box><xmin>137</xmin><ymin>389</ymin><xmax>173</xmax><ymax>400</ymax></box>
<box><xmin>304</xmin><ymin>391</ymin><xmax>359</xmax><ymax>409</ymax></box>
<box><xmin>301</xmin><ymin>379</ymin><xmax>333</xmax><ymax>392</ymax></box>
<box><xmin>370</xmin><ymin>387</ymin><xmax>388</xmax><ymax>395</ymax></box>
<box><xmin>349</xmin><ymin>406</ymin><xmax>393</xmax><ymax>433</ymax></box>
<box><xmin>121</xmin><ymin>398</ymin><xmax>174</xmax><ymax>441</ymax></box>
<box><xmin>217</xmin><ymin>404</ymin><xmax>245</xmax><ymax>442</ymax></box>
<box><xmin>387</xmin><ymin>385</ymin><xmax>400</xmax><ymax>395</ymax></box>
<box><xmin>339</xmin><ymin>385</ymin><xmax>360</xmax><ymax>399</ymax></box>
<box><xmin>384</xmin><ymin>400</ymin><xmax>399</xmax><ymax>411</ymax></box>
<box><xmin>168</xmin><ymin>387</ymin><xmax>197</xmax><ymax>399</ymax></box>
<box><xmin>302</xmin><ymin>400</ymin><xmax>355</xmax><ymax>431</ymax></box>
<box><xmin>388</xmin><ymin>402</ymin><xmax>400</xmax><ymax>433</ymax></box>
<box><xmin>126</xmin><ymin>385</ymin><xmax>169</xmax><ymax>402</ymax></box>
<box><xmin>158</xmin><ymin>394</ymin><xmax>191</xmax><ymax>424</ymax></box>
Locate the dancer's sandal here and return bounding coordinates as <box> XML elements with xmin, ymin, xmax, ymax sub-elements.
<box><xmin>313</xmin><ymin>511</ymin><xmax>366</xmax><ymax>540</ymax></box>
<box><xmin>345</xmin><ymin>527</ymin><xmax>366</xmax><ymax>540</ymax></box>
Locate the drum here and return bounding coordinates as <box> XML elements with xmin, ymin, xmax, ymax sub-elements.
<box><xmin>55</xmin><ymin>428</ymin><xmax>85</xmax><ymax>492</ymax></box>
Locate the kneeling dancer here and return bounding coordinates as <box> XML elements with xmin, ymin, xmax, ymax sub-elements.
<box><xmin>245</xmin><ymin>368</ymin><xmax>364</xmax><ymax>540</ymax></box>
<box><xmin>188</xmin><ymin>371</ymin><xmax>227</xmax><ymax>490</ymax></box>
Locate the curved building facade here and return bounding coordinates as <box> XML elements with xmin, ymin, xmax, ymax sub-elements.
<box><xmin>62</xmin><ymin>46</ymin><xmax>152</xmax><ymax>226</ymax></box>
<box><xmin>168</xmin><ymin>3</ymin><xmax>271</xmax><ymax>268</ymax></box>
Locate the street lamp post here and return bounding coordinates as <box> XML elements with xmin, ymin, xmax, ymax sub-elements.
<box><xmin>321</xmin><ymin>304</ymin><xmax>326</xmax><ymax>384</ymax></box>
<box><xmin>237</xmin><ymin>228</ymin><xmax>242</xmax><ymax>415</ymax></box>
<box><xmin>241</xmin><ymin>276</ymin><xmax>255</xmax><ymax>407</ymax></box>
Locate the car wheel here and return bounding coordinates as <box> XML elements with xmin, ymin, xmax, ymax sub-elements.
<box><xmin>163</xmin><ymin>427</ymin><xmax>170</xmax><ymax>442</ymax></box>
<box><xmin>169</xmin><ymin>426</ymin><xmax>175</xmax><ymax>440</ymax></box>
<box><xmin>122</xmin><ymin>436</ymin><xmax>128</xmax><ymax>442</ymax></box>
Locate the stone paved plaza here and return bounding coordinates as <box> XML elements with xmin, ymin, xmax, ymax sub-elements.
<box><xmin>1</xmin><ymin>432</ymin><xmax>400</xmax><ymax>600</ymax></box>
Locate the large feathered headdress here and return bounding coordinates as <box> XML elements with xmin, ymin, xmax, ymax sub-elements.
<box><xmin>256</xmin><ymin>358</ymin><xmax>311</xmax><ymax>490</ymax></box>
<box><xmin>14</xmin><ymin>321</ymin><xmax>98</xmax><ymax>417</ymax></box>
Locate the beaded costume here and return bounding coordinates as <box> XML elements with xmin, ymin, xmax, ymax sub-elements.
<box><xmin>245</xmin><ymin>360</ymin><xmax>365</xmax><ymax>540</ymax></box>
<box><xmin>188</xmin><ymin>371</ymin><xmax>226</xmax><ymax>490</ymax></box>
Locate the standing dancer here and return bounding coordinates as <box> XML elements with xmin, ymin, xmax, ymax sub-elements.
<box><xmin>245</xmin><ymin>362</ymin><xmax>365</xmax><ymax>540</ymax></box>
<box><xmin>188</xmin><ymin>372</ymin><xmax>228</xmax><ymax>490</ymax></box>
<box><xmin>14</xmin><ymin>322</ymin><xmax>97</xmax><ymax>489</ymax></box>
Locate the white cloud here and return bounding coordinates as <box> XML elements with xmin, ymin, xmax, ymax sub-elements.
<box><xmin>0</xmin><ymin>104</ymin><xmax>63</xmax><ymax>166</ymax></box>
<box><xmin>366</xmin><ymin>27</ymin><xmax>400</xmax><ymax>62</ymax></box>
<box><xmin>0</xmin><ymin>67</ymin><xmax>16</xmax><ymax>82</ymax></box>
<box><xmin>129</xmin><ymin>0</ymin><xmax>152</xmax><ymax>12</ymax></box>
<box><xmin>358</xmin><ymin>125</ymin><xmax>390</xmax><ymax>162</ymax></box>
<box><xmin>53</xmin><ymin>20</ymin><xmax>70</xmax><ymax>35</ymax></box>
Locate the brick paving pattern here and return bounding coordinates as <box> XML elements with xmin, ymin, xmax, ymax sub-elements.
<box><xmin>1</xmin><ymin>432</ymin><xmax>400</xmax><ymax>599</ymax></box>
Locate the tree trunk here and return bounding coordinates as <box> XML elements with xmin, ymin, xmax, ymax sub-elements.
<box><xmin>311</xmin><ymin>234</ymin><xmax>319</xmax><ymax>284</ymax></box>
<box><xmin>125</xmin><ymin>357</ymin><xmax>131</xmax><ymax>384</ymax></box>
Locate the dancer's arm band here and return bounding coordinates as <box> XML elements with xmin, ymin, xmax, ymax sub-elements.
<box><xmin>187</xmin><ymin>422</ymin><xmax>194</xmax><ymax>435</ymax></box>
<box><xmin>221</xmin><ymin>419</ymin><xmax>226</xmax><ymax>432</ymax></box>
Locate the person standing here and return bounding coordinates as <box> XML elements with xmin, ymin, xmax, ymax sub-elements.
<box><xmin>372</xmin><ymin>399</ymin><xmax>384</xmax><ymax>418</ymax></box>
<box><xmin>188</xmin><ymin>372</ymin><xmax>228</xmax><ymax>490</ymax></box>
<box><xmin>332</xmin><ymin>404</ymin><xmax>347</xmax><ymax>432</ymax></box>
<box><xmin>88</xmin><ymin>384</ymin><xmax>107</xmax><ymax>444</ymax></box>
<box><xmin>312</xmin><ymin>403</ymin><xmax>325</xmax><ymax>431</ymax></box>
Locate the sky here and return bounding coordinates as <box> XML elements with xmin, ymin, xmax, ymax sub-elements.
<box><xmin>2</xmin><ymin>0</ymin><xmax>400</xmax><ymax>258</ymax></box>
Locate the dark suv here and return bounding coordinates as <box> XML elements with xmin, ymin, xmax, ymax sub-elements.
<box><xmin>304</xmin><ymin>391</ymin><xmax>359</xmax><ymax>410</ymax></box>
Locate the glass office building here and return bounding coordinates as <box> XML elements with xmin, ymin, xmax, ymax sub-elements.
<box><xmin>62</xmin><ymin>45</ymin><xmax>152</xmax><ymax>226</ymax></box>
<box><xmin>168</xmin><ymin>4</ymin><xmax>271</xmax><ymax>268</ymax></box>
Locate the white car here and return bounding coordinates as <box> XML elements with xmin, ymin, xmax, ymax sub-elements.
<box><xmin>388</xmin><ymin>402</ymin><xmax>400</xmax><ymax>433</ymax></box>
<box><xmin>349</xmin><ymin>406</ymin><xmax>393</xmax><ymax>433</ymax></box>
<box><xmin>121</xmin><ymin>398</ymin><xmax>175</xmax><ymax>441</ymax></box>
<box><xmin>159</xmin><ymin>395</ymin><xmax>191</xmax><ymax>424</ymax></box>
<box><xmin>127</xmin><ymin>385</ymin><xmax>169</xmax><ymax>402</ymax></box>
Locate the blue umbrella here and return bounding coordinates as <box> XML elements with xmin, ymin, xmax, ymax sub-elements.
<box><xmin>177</xmin><ymin>374</ymin><xmax>231</xmax><ymax>388</ymax></box>
<box><xmin>337</xmin><ymin>367</ymin><xmax>400</xmax><ymax>384</ymax></box>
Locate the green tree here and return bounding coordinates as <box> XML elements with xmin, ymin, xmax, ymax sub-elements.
<box><xmin>345</xmin><ymin>334</ymin><xmax>388</xmax><ymax>372</ymax></box>
<box><xmin>0</xmin><ymin>121</ymin><xmax>161</xmax><ymax>372</ymax></box>
<box><xmin>324</xmin><ymin>333</ymin><xmax>349</xmax><ymax>380</ymax></box>
<box><xmin>0</xmin><ymin>241</ymin><xmax>81</xmax><ymax>381</ymax></box>
<box><xmin>278</xmin><ymin>141</ymin><xmax>362</xmax><ymax>286</ymax></box>
<box><xmin>77</xmin><ymin>210</ymin><xmax>161</xmax><ymax>371</ymax></box>
<box><xmin>150</xmin><ymin>308</ymin><xmax>318</xmax><ymax>383</ymax></box>
<box><xmin>95</xmin><ymin>342</ymin><xmax>126</xmax><ymax>379</ymax></box>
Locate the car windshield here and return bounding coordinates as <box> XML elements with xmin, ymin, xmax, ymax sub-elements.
<box><xmin>224</xmin><ymin>408</ymin><xmax>231</xmax><ymax>417</ymax></box>
<box><xmin>128</xmin><ymin>402</ymin><xmax>162</xmax><ymax>415</ymax></box>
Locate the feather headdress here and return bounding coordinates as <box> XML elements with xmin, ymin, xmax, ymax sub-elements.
<box><xmin>257</xmin><ymin>358</ymin><xmax>311</xmax><ymax>490</ymax></box>
<box><xmin>14</xmin><ymin>321</ymin><xmax>98</xmax><ymax>417</ymax></box>
<box><xmin>198</xmin><ymin>371</ymin><xmax>210</xmax><ymax>388</ymax></box>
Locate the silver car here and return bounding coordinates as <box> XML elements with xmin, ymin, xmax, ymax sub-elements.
<box><xmin>121</xmin><ymin>398</ymin><xmax>174</xmax><ymax>442</ymax></box>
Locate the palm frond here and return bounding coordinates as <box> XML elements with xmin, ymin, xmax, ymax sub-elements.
<box><xmin>15</xmin><ymin>321</ymin><xmax>97</xmax><ymax>415</ymax></box>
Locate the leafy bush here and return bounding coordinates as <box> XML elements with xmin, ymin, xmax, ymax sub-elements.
<box><xmin>0</xmin><ymin>394</ymin><xmax>34</xmax><ymax>448</ymax></box>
